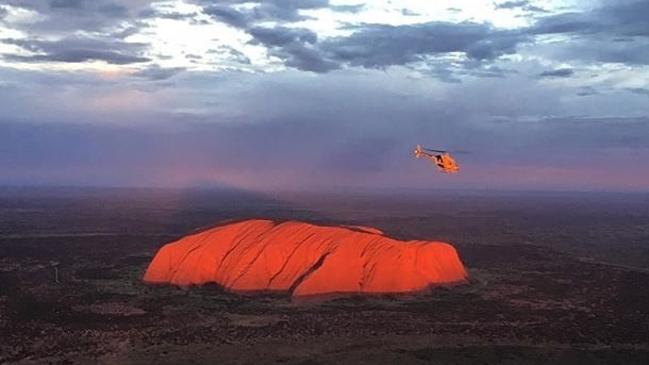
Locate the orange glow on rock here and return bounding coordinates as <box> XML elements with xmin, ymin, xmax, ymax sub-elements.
<box><xmin>143</xmin><ymin>219</ymin><xmax>468</xmax><ymax>300</ymax></box>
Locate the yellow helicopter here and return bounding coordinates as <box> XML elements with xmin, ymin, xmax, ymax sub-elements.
<box><xmin>414</xmin><ymin>144</ymin><xmax>460</xmax><ymax>174</ymax></box>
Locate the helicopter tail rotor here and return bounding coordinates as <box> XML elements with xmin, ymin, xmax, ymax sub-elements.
<box><xmin>414</xmin><ymin>144</ymin><xmax>423</xmax><ymax>158</ymax></box>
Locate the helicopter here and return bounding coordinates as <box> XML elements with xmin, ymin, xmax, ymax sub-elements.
<box><xmin>414</xmin><ymin>144</ymin><xmax>460</xmax><ymax>174</ymax></box>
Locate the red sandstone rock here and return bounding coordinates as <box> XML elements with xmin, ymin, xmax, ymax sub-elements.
<box><xmin>143</xmin><ymin>219</ymin><xmax>468</xmax><ymax>299</ymax></box>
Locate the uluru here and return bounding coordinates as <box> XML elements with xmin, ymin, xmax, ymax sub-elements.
<box><xmin>143</xmin><ymin>219</ymin><xmax>468</xmax><ymax>299</ymax></box>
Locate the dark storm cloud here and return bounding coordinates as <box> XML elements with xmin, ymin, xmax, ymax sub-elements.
<box><xmin>138</xmin><ymin>8</ymin><xmax>200</xmax><ymax>21</ymax></box>
<box><xmin>200</xmin><ymin>0</ymin><xmax>334</xmax><ymax>28</ymax></box>
<box><xmin>531</xmin><ymin>12</ymin><xmax>603</xmax><ymax>35</ymax></box>
<box><xmin>534</xmin><ymin>36</ymin><xmax>649</xmax><ymax>65</ymax></box>
<box><xmin>247</xmin><ymin>26</ymin><xmax>339</xmax><ymax>72</ymax></box>
<box><xmin>196</xmin><ymin>0</ymin><xmax>649</xmax><ymax>73</ymax></box>
<box><xmin>196</xmin><ymin>0</ymin><xmax>380</xmax><ymax>73</ymax></box>
<box><xmin>202</xmin><ymin>0</ymin><xmax>534</xmax><ymax>73</ymax></box>
<box><xmin>531</xmin><ymin>1</ymin><xmax>649</xmax><ymax>37</ymax></box>
<box><xmin>505</xmin><ymin>1</ymin><xmax>649</xmax><ymax>66</ymax></box>
<box><xmin>628</xmin><ymin>88</ymin><xmax>649</xmax><ymax>96</ymax></box>
<box><xmin>2</xmin><ymin>37</ymin><xmax>150</xmax><ymax>65</ymax></box>
<box><xmin>0</xmin><ymin>118</ymin><xmax>394</xmax><ymax>186</ymax></box>
<box><xmin>249</xmin><ymin>0</ymin><xmax>328</xmax><ymax>22</ymax></box>
<box><xmin>495</xmin><ymin>116</ymin><xmax>649</xmax><ymax>150</ymax></box>
<box><xmin>203</xmin><ymin>5</ymin><xmax>250</xmax><ymax>28</ymax></box>
<box><xmin>249</xmin><ymin>27</ymin><xmax>318</xmax><ymax>47</ymax></box>
<box><xmin>278</xmin><ymin>42</ymin><xmax>340</xmax><ymax>73</ymax></box>
<box><xmin>97</xmin><ymin>3</ymin><xmax>129</xmax><ymax>18</ymax></box>
<box><xmin>49</xmin><ymin>0</ymin><xmax>84</xmax><ymax>9</ymax></box>
<box><xmin>577</xmin><ymin>86</ymin><xmax>599</xmax><ymax>97</ymax></box>
<box><xmin>0</xmin><ymin>6</ymin><xmax>8</xmax><ymax>20</ymax></box>
<box><xmin>198</xmin><ymin>1</ymin><xmax>358</xmax><ymax>73</ymax></box>
<box><xmin>200</xmin><ymin>0</ymin><xmax>363</xmax><ymax>31</ymax></box>
<box><xmin>0</xmin><ymin>0</ymin><xmax>153</xmax><ymax>68</ymax></box>
<box><xmin>215</xmin><ymin>20</ymin><xmax>530</xmax><ymax>74</ymax></box>
<box><xmin>2</xmin><ymin>112</ymin><xmax>648</xmax><ymax>188</ymax></box>
<box><xmin>322</xmin><ymin>22</ymin><xmax>527</xmax><ymax>68</ymax></box>
<box><xmin>495</xmin><ymin>1</ymin><xmax>530</xmax><ymax>9</ymax></box>
<box><xmin>2</xmin><ymin>65</ymin><xmax>649</xmax><ymax>190</ymax></box>
<box><xmin>330</xmin><ymin>4</ymin><xmax>364</xmax><ymax>13</ymax></box>
<box><xmin>134</xmin><ymin>65</ymin><xmax>185</xmax><ymax>80</ymax></box>
<box><xmin>198</xmin><ymin>1</ymin><xmax>533</xmax><ymax>74</ymax></box>
<box><xmin>1</xmin><ymin>0</ymin><xmax>648</xmax><ymax>192</ymax></box>
<box><xmin>47</xmin><ymin>0</ymin><xmax>129</xmax><ymax>18</ymax></box>
<box><xmin>4</xmin><ymin>51</ymin><xmax>148</xmax><ymax>65</ymax></box>
<box><xmin>538</xmin><ymin>68</ymin><xmax>574</xmax><ymax>78</ymax></box>
<box><xmin>0</xmin><ymin>69</ymin><xmax>448</xmax><ymax>185</ymax></box>
<box><xmin>1</xmin><ymin>0</ymin><xmax>151</xmax><ymax>34</ymax></box>
<box><xmin>204</xmin><ymin>0</ymin><xmax>338</xmax><ymax>72</ymax></box>
<box><xmin>494</xmin><ymin>0</ymin><xmax>547</xmax><ymax>13</ymax></box>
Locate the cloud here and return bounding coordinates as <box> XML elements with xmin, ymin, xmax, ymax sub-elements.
<box><xmin>200</xmin><ymin>0</ymin><xmax>334</xmax><ymax>28</ymax></box>
<box><xmin>4</xmin><ymin>51</ymin><xmax>149</xmax><ymax>65</ymax></box>
<box><xmin>219</xmin><ymin>46</ymin><xmax>251</xmax><ymax>64</ymax></box>
<box><xmin>203</xmin><ymin>20</ymin><xmax>530</xmax><ymax>74</ymax></box>
<box><xmin>49</xmin><ymin>0</ymin><xmax>84</xmax><ymax>9</ymax></box>
<box><xmin>628</xmin><ymin>88</ymin><xmax>649</xmax><ymax>96</ymax></box>
<box><xmin>533</xmin><ymin>36</ymin><xmax>649</xmax><ymax>65</ymax></box>
<box><xmin>2</xmin><ymin>36</ymin><xmax>150</xmax><ymax>65</ymax></box>
<box><xmin>133</xmin><ymin>65</ymin><xmax>185</xmax><ymax>80</ymax></box>
<box><xmin>1</xmin><ymin>0</ymin><xmax>151</xmax><ymax>34</ymax></box>
<box><xmin>322</xmin><ymin>22</ymin><xmax>527</xmax><ymax>68</ymax></box>
<box><xmin>249</xmin><ymin>26</ymin><xmax>318</xmax><ymax>47</ymax></box>
<box><xmin>2</xmin><ymin>111</ymin><xmax>648</xmax><ymax>190</ymax></box>
<box><xmin>495</xmin><ymin>1</ymin><xmax>530</xmax><ymax>9</ymax></box>
<box><xmin>538</xmin><ymin>68</ymin><xmax>574</xmax><ymax>78</ymax></box>
<box><xmin>203</xmin><ymin>3</ymin><xmax>533</xmax><ymax>73</ymax></box>
<box><xmin>2</xmin><ymin>65</ymin><xmax>649</xmax><ymax>191</ymax></box>
<box><xmin>198</xmin><ymin>0</ymin><xmax>369</xmax><ymax>73</ymax></box>
<box><xmin>531</xmin><ymin>1</ymin><xmax>649</xmax><ymax>37</ymax></box>
<box><xmin>249</xmin><ymin>0</ymin><xmax>328</xmax><ymax>22</ymax></box>
<box><xmin>202</xmin><ymin>5</ymin><xmax>250</xmax><ymax>28</ymax></box>
<box><xmin>138</xmin><ymin>8</ymin><xmax>199</xmax><ymax>21</ymax></box>
<box><xmin>46</xmin><ymin>0</ymin><xmax>126</xmax><ymax>19</ymax></box>
<box><xmin>198</xmin><ymin>1</ymin><xmax>379</xmax><ymax>73</ymax></box>
<box><xmin>195</xmin><ymin>0</ymin><xmax>647</xmax><ymax>74</ymax></box>
<box><xmin>1</xmin><ymin>0</ymin><xmax>649</xmax><ymax>192</ymax></box>
<box><xmin>278</xmin><ymin>42</ymin><xmax>340</xmax><ymax>73</ymax></box>
<box><xmin>519</xmin><ymin>1</ymin><xmax>649</xmax><ymax>67</ymax></box>
<box><xmin>576</xmin><ymin>86</ymin><xmax>599</xmax><ymax>97</ymax></box>
<box><xmin>246</xmin><ymin>26</ymin><xmax>339</xmax><ymax>72</ymax></box>
<box><xmin>97</xmin><ymin>3</ymin><xmax>128</xmax><ymax>18</ymax></box>
<box><xmin>494</xmin><ymin>0</ymin><xmax>547</xmax><ymax>13</ymax></box>
<box><xmin>401</xmin><ymin>8</ymin><xmax>419</xmax><ymax>16</ymax></box>
<box><xmin>330</xmin><ymin>4</ymin><xmax>364</xmax><ymax>13</ymax></box>
<box><xmin>502</xmin><ymin>116</ymin><xmax>649</xmax><ymax>150</ymax></box>
<box><xmin>531</xmin><ymin>12</ymin><xmax>602</xmax><ymax>35</ymax></box>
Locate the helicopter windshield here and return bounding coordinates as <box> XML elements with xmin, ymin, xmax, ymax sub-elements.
<box><xmin>437</xmin><ymin>153</ymin><xmax>459</xmax><ymax>173</ymax></box>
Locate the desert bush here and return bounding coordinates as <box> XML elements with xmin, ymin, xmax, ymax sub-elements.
<box><xmin>5</xmin><ymin>291</ymin><xmax>54</xmax><ymax>320</ymax></box>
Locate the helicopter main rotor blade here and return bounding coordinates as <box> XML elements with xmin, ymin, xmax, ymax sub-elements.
<box><xmin>421</xmin><ymin>147</ymin><xmax>472</xmax><ymax>155</ymax></box>
<box><xmin>422</xmin><ymin>147</ymin><xmax>447</xmax><ymax>153</ymax></box>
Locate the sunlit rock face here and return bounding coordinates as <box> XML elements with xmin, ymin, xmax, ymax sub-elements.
<box><xmin>143</xmin><ymin>219</ymin><xmax>468</xmax><ymax>300</ymax></box>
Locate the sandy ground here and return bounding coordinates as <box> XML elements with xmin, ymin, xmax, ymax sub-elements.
<box><xmin>1</xmin><ymin>187</ymin><xmax>648</xmax><ymax>364</ymax></box>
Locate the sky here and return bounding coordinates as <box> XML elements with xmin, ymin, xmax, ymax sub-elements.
<box><xmin>0</xmin><ymin>0</ymin><xmax>648</xmax><ymax>192</ymax></box>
